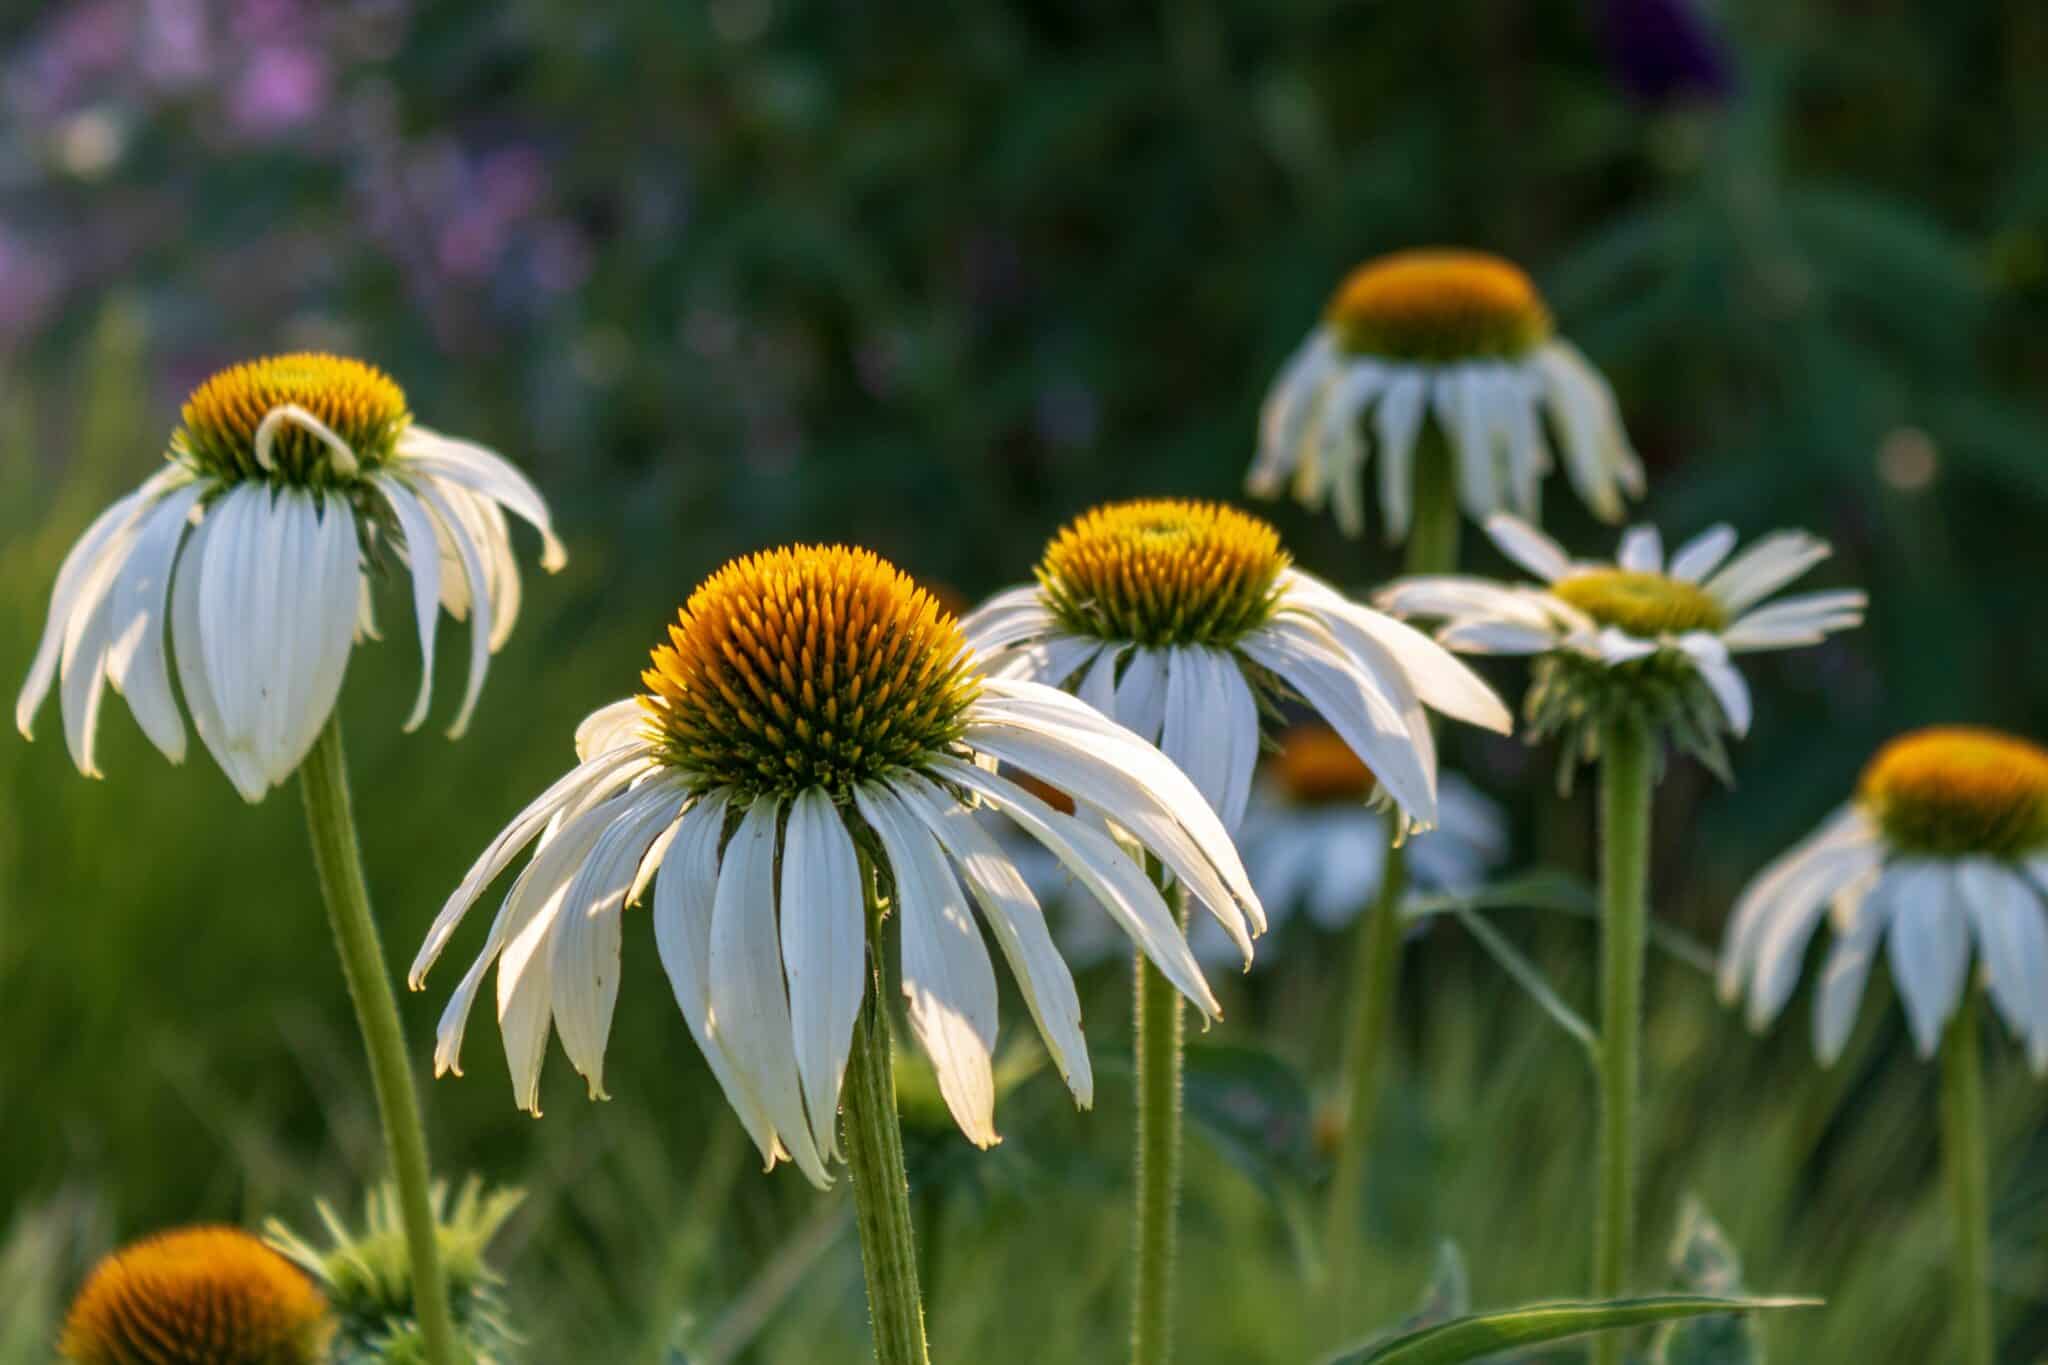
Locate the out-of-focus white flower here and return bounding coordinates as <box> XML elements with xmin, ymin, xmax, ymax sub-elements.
<box><xmin>16</xmin><ymin>353</ymin><xmax>563</xmax><ymax>802</ymax></box>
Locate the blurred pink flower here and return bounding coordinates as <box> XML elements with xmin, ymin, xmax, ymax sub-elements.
<box><xmin>230</xmin><ymin>45</ymin><xmax>330</xmax><ymax>135</ymax></box>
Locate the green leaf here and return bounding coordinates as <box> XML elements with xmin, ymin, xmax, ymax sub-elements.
<box><xmin>1325</xmin><ymin>1295</ymin><xmax>1820</xmax><ymax>1365</ymax></box>
<box><xmin>1447</xmin><ymin>901</ymin><xmax>1598</xmax><ymax>1061</ymax></box>
<box><xmin>1404</xmin><ymin>872</ymin><xmax>1718</xmax><ymax>977</ymax></box>
<box><xmin>1653</xmin><ymin>1198</ymin><xmax>1766</xmax><ymax>1365</ymax></box>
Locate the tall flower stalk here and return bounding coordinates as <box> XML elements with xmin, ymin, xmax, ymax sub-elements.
<box><xmin>300</xmin><ymin>716</ymin><xmax>459</xmax><ymax>1365</ymax></box>
<box><xmin>17</xmin><ymin>355</ymin><xmax>565</xmax><ymax>1365</ymax></box>
<box><xmin>1941</xmin><ymin>989</ymin><xmax>1993</xmax><ymax>1365</ymax></box>
<box><xmin>1130</xmin><ymin>866</ymin><xmax>1186</xmax><ymax>1364</ymax></box>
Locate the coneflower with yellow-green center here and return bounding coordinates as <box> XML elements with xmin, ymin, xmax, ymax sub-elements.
<box><xmin>411</xmin><ymin>544</ymin><xmax>1264</xmax><ymax>1365</ymax></box>
<box><xmin>61</xmin><ymin>1226</ymin><xmax>331</xmax><ymax>1365</ymax></box>
<box><xmin>17</xmin><ymin>351</ymin><xmax>563</xmax><ymax>802</ymax></box>
<box><xmin>1250</xmin><ymin>248</ymin><xmax>1643</xmax><ymax>539</ymax></box>
<box><xmin>1720</xmin><ymin>726</ymin><xmax>2048</xmax><ymax>1365</ymax></box>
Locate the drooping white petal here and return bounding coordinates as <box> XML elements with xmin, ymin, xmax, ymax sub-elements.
<box><xmin>575</xmin><ymin>699</ymin><xmax>652</xmax><ymax>760</ymax></box>
<box><xmin>1534</xmin><ymin>340</ymin><xmax>1636</xmax><ymax>522</ymax></box>
<box><xmin>1481</xmin><ymin>514</ymin><xmax>1573</xmax><ymax>583</ymax></box>
<box><xmin>1812</xmin><ymin>895</ymin><xmax>1885</xmax><ymax>1065</ymax></box>
<box><xmin>409</xmin><ymin>477</ymin><xmax>495</xmax><ymax>740</ymax></box>
<box><xmin>1879</xmin><ymin>861</ymin><xmax>1971</xmax><ymax>1057</ymax></box>
<box><xmin>779</xmin><ymin>788</ymin><xmax>867</xmax><ymax>1160</ymax></box>
<box><xmin>1957</xmin><ymin>860</ymin><xmax>2048</xmax><ymax>1072</ymax></box>
<box><xmin>710</xmin><ymin>799</ymin><xmax>831</xmax><ymax>1186</ymax></box>
<box><xmin>1668</xmin><ymin>525</ymin><xmax>1737</xmax><ymax>583</ymax></box>
<box><xmin>898</xmin><ymin>774</ymin><xmax>1092</xmax><ymax>1106</ymax></box>
<box><xmin>856</xmin><ymin>781</ymin><xmax>1002</xmax><ymax>1147</ymax></box>
<box><xmin>1496</xmin><ymin>370</ymin><xmax>1547</xmax><ymax>520</ymax></box>
<box><xmin>1238</xmin><ymin>615</ymin><xmax>1436</xmax><ymax>826</ymax></box>
<box><xmin>958</xmin><ymin>585</ymin><xmax>1060</xmax><ymax>659</ymax></box>
<box><xmin>1251</xmin><ymin>330</ymin><xmax>1338</xmax><ymax>498</ymax></box>
<box><xmin>1676</xmin><ymin>632</ymin><xmax>1752</xmax><ymax>736</ymax></box>
<box><xmin>1319</xmin><ymin>365</ymin><xmax>1386</xmax><ymax>537</ymax></box>
<box><xmin>169</xmin><ymin>511</ymin><xmax>266</xmax><ymax>801</ymax></box>
<box><xmin>549</xmin><ymin>788</ymin><xmax>676</xmax><ymax>1100</ymax></box>
<box><xmin>652</xmin><ymin>793</ymin><xmax>788</xmax><ymax>1169</ymax></box>
<box><xmin>412</xmin><ymin>742</ymin><xmax>657</xmax><ymax>983</ymax></box>
<box><xmin>1718</xmin><ymin>806</ymin><xmax>1882</xmax><ymax>1002</ymax></box>
<box><xmin>1159</xmin><ymin>646</ymin><xmax>1258</xmax><ymax>832</ymax></box>
<box><xmin>1702</xmin><ymin>532</ymin><xmax>1831</xmax><ymax>616</ymax></box>
<box><xmin>396</xmin><ymin>425</ymin><xmax>566</xmax><ymax>570</ymax></box>
<box><xmin>103</xmin><ymin>482</ymin><xmax>205</xmax><ymax>762</ymax></box>
<box><xmin>1434</xmin><ymin>366</ymin><xmax>1499</xmax><ymax>521</ymax></box>
<box><xmin>986</xmin><ymin>635</ymin><xmax>1100</xmax><ymax>691</ymax></box>
<box><xmin>936</xmin><ymin>754</ymin><xmax>1220</xmax><ymax>1017</ymax></box>
<box><xmin>18</xmin><ymin>467</ymin><xmax>189</xmax><ymax>740</ymax></box>
<box><xmin>1373</xmin><ymin>369</ymin><xmax>1429</xmax><ymax>541</ymax></box>
<box><xmin>370</xmin><ymin>475</ymin><xmax>444</xmax><ymax>733</ymax></box>
<box><xmin>1284</xmin><ymin>572</ymin><xmax>1512</xmax><ymax>734</ymax></box>
<box><xmin>1113</xmin><ymin>647</ymin><xmax>1169</xmax><ymax>744</ymax></box>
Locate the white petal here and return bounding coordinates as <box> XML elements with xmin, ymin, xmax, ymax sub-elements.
<box><xmin>855</xmin><ymin>781</ymin><xmax>1001</xmax><ymax>1149</ymax></box>
<box><xmin>986</xmin><ymin>634</ymin><xmax>1100</xmax><ymax>690</ymax></box>
<box><xmin>103</xmin><ymin>483</ymin><xmax>205</xmax><ymax>762</ymax></box>
<box><xmin>1702</xmin><ymin>532</ymin><xmax>1831</xmax><ymax>616</ymax></box>
<box><xmin>1285</xmin><ymin>573</ymin><xmax>1512</xmax><ymax>733</ymax></box>
<box><xmin>1534</xmin><ymin>341</ymin><xmax>1635</xmax><ymax>522</ymax></box>
<box><xmin>1616</xmin><ymin>525</ymin><xmax>1663</xmax><ymax>575</ymax></box>
<box><xmin>1373</xmin><ymin>369</ymin><xmax>1429</xmax><ymax>541</ymax></box>
<box><xmin>1481</xmin><ymin>514</ymin><xmax>1573</xmax><ymax>583</ymax></box>
<box><xmin>1668</xmin><ymin>525</ymin><xmax>1737</xmax><ymax>583</ymax></box>
<box><xmin>548</xmin><ymin>789</ymin><xmax>673</xmax><ymax>1100</ymax></box>
<box><xmin>372</xmin><ymin>475</ymin><xmax>445</xmax><ymax>732</ymax></box>
<box><xmin>1319</xmin><ymin>365</ymin><xmax>1385</xmax><ymax>537</ymax></box>
<box><xmin>1813</xmin><ymin>897</ymin><xmax>1884</xmax><ymax>1065</ymax></box>
<box><xmin>1721</xmin><ymin>591</ymin><xmax>1867</xmax><ymax>652</ymax></box>
<box><xmin>1159</xmin><ymin>646</ymin><xmax>1257</xmax><ymax>832</ymax></box>
<box><xmin>1719</xmin><ymin>806</ymin><xmax>1882</xmax><ymax>1002</ymax></box>
<box><xmin>1957</xmin><ymin>860</ymin><xmax>2048</xmax><ymax>1071</ymax></box>
<box><xmin>936</xmin><ymin>754</ymin><xmax>1220</xmax><ymax>1017</ymax></box>
<box><xmin>958</xmin><ymin>585</ymin><xmax>1059</xmax><ymax>659</ymax></box>
<box><xmin>1113</xmin><ymin>647</ymin><xmax>1168</xmax><ymax>744</ymax></box>
<box><xmin>710</xmin><ymin>798</ymin><xmax>831</xmax><ymax>1185</ymax></box>
<box><xmin>1676</xmin><ymin>633</ymin><xmax>1751</xmax><ymax>736</ymax></box>
<box><xmin>396</xmin><ymin>425</ymin><xmax>566</xmax><ymax>571</ymax></box>
<box><xmin>779</xmin><ymin>788</ymin><xmax>868</xmax><ymax>1160</ymax></box>
<box><xmin>899</xmin><ymin>774</ymin><xmax>1092</xmax><ymax>1106</ymax></box>
<box><xmin>1250</xmin><ymin>330</ymin><xmax>1337</xmax><ymax>497</ymax></box>
<box><xmin>1075</xmin><ymin>643</ymin><xmax>1122</xmax><ymax>723</ymax></box>
<box><xmin>412</xmin><ymin>742</ymin><xmax>656</xmax><ymax>984</ymax></box>
<box><xmin>653</xmin><ymin>794</ymin><xmax>788</xmax><ymax>1169</ymax></box>
<box><xmin>574</xmin><ymin>699</ymin><xmax>651</xmax><ymax>760</ymax></box>
<box><xmin>1881</xmin><ymin>861</ymin><xmax>1970</xmax><ymax>1057</ymax></box>
<box><xmin>1434</xmin><ymin>366</ymin><xmax>1498</xmax><ymax>520</ymax></box>
<box><xmin>1238</xmin><ymin>616</ymin><xmax>1436</xmax><ymax>826</ymax></box>
<box><xmin>409</xmin><ymin>477</ymin><xmax>495</xmax><ymax>739</ymax></box>
<box><xmin>170</xmin><ymin>510</ymin><xmax>266</xmax><ymax>801</ymax></box>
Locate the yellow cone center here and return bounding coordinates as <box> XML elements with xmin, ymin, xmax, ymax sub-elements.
<box><xmin>642</xmin><ymin>545</ymin><xmax>982</xmax><ymax>800</ymax></box>
<box><xmin>61</xmin><ymin>1226</ymin><xmax>331</xmax><ymax>1365</ymax></box>
<box><xmin>1325</xmin><ymin>249</ymin><xmax>1553</xmax><ymax>362</ymax></box>
<box><xmin>1273</xmin><ymin>724</ymin><xmax>1377</xmax><ymax>805</ymax></box>
<box><xmin>1551</xmin><ymin>569</ymin><xmax>1727</xmax><ymax>637</ymax></box>
<box><xmin>1036</xmin><ymin>499</ymin><xmax>1289</xmax><ymax>648</ymax></box>
<box><xmin>173</xmin><ymin>353</ymin><xmax>410</xmax><ymax>483</ymax></box>
<box><xmin>1858</xmin><ymin>726</ymin><xmax>2048</xmax><ymax>860</ymax></box>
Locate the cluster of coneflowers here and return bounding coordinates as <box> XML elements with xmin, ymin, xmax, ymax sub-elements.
<box><xmin>21</xmin><ymin>250</ymin><xmax>2039</xmax><ymax>1365</ymax></box>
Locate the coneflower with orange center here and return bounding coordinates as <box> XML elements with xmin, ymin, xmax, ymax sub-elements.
<box><xmin>61</xmin><ymin>1226</ymin><xmax>330</xmax><ymax>1365</ymax></box>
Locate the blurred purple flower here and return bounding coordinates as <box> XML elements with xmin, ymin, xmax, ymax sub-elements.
<box><xmin>529</xmin><ymin>222</ymin><xmax>592</xmax><ymax>295</ymax></box>
<box><xmin>140</xmin><ymin>0</ymin><xmax>210</xmax><ymax>90</ymax></box>
<box><xmin>1600</xmin><ymin>0</ymin><xmax>1734</xmax><ymax>107</ymax></box>
<box><xmin>231</xmin><ymin>45</ymin><xmax>330</xmax><ymax>133</ymax></box>
<box><xmin>0</xmin><ymin>230</ymin><xmax>63</xmax><ymax>344</ymax></box>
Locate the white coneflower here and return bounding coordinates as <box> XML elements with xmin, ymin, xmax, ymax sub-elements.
<box><xmin>958</xmin><ymin>498</ymin><xmax>1506</xmax><ymax>1362</ymax></box>
<box><xmin>1720</xmin><ymin>725</ymin><xmax>2048</xmax><ymax>1365</ymax></box>
<box><xmin>1379</xmin><ymin>513</ymin><xmax>1866</xmax><ymax>781</ymax></box>
<box><xmin>1383</xmin><ymin>510</ymin><xmax>1864</xmax><ymax>1344</ymax></box>
<box><xmin>959</xmin><ymin>499</ymin><xmax>1511</xmax><ymax>838</ymax></box>
<box><xmin>1250</xmin><ymin>248</ymin><xmax>1643</xmax><ymax>540</ymax></box>
<box><xmin>16</xmin><ymin>352</ymin><xmax>564</xmax><ymax>803</ymax></box>
<box><xmin>413</xmin><ymin>544</ymin><xmax>1257</xmax><ymax>1168</ymax></box>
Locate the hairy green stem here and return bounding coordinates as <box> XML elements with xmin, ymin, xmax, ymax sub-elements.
<box><xmin>299</xmin><ymin>716</ymin><xmax>457</xmax><ymax>1365</ymax></box>
<box><xmin>1941</xmin><ymin>991</ymin><xmax>1995</xmax><ymax>1365</ymax></box>
<box><xmin>1322</xmin><ymin>422</ymin><xmax>1458</xmax><ymax>1297</ymax></box>
<box><xmin>1132</xmin><ymin>863</ymin><xmax>1188</xmax><ymax>1365</ymax></box>
<box><xmin>1591</xmin><ymin>714</ymin><xmax>1653</xmax><ymax>1365</ymax></box>
<box><xmin>843</xmin><ymin>883</ymin><xmax>930</xmax><ymax>1365</ymax></box>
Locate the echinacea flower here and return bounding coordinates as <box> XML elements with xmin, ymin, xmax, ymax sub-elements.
<box><xmin>62</xmin><ymin>1225</ymin><xmax>331</xmax><ymax>1365</ymax></box>
<box><xmin>1721</xmin><ymin>726</ymin><xmax>2048</xmax><ymax>1069</ymax></box>
<box><xmin>1379</xmin><ymin>513</ymin><xmax>1865</xmax><ymax>778</ymax></box>
<box><xmin>17</xmin><ymin>352</ymin><xmax>563</xmax><ymax>802</ymax></box>
<box><xmin>410</xmin><ymin>545</ymin><xmax>1261</xmax><ymax>1184</ymax></box>
<box><xmin>1250</xmin><ymin>249</ymin><xmax>1643</xmax><ymax>538</ymax></box>
<box><xmin>1191</xmin><ymin>725</ymin><xmax>1507</xmax><ymax>964</ymax></box>
<box><xmin>958</xmin><ymin>499</ymin><xmax>1512</xmax><ymax>837</ymax></box>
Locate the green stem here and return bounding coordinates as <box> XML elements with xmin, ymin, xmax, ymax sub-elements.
<box><xmin>1132</xmin><ymin>864</ymin><xmax>1188</xmax><ymax>1365</ymax></box>
<box><xmin>1323</xmin><ymin>845</ymin><xmax>1406</xmax><ymax>1298</ymax></box>
<box><xmin>843</xmin><ymin>882</ymin><xmax>930</xmax><ymax>1365</ymax></box>
<box><xmin>1321</xmin><ymin>421</ymin><xmax>1459</xmax><ymax>1297</ymax></box>
<box><xmin>1591</xmin><ymin>714</ymin><xmax>1653</xmax><ymax>1365</ymax></box>
<box><xmin>298</xmin><ymin>716</ymin><xmax>458</xmax><ymax>1365</ymax></box>
<box><xmin>1941</xmin><ymin>991</ymin><xmax>1995</xmax><ymax>1365</ymax></box>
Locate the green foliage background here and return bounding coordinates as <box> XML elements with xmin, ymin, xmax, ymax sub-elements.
<box><xmin>3</xmin><ymin>0</ymin><xmax>2047</xmax><ymax>1360</ymax></box>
